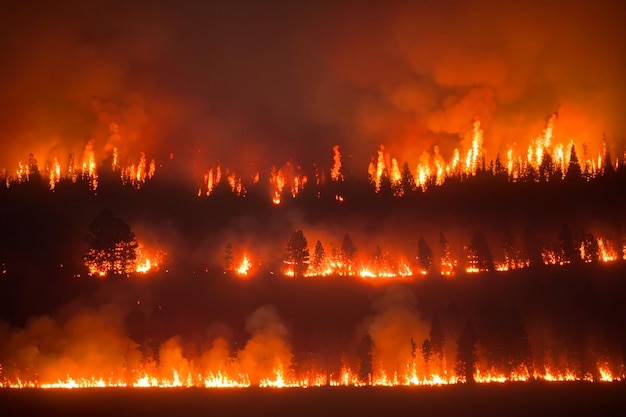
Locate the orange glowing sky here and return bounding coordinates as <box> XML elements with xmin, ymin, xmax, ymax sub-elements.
<box><xmin>1</xmin><ymin>0</ymin><xmax>625</xmax><ymax>179</ymax></box>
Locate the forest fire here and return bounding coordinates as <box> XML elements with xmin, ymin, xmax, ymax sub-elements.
<box><xmin>4</xmin><ymin>142</ymin><xmax>156</xmax><ymax>192</ymax></box>
<box><xmin>236</xmin><ymin>254</ymin><xmax>252</xmax><ymax>276</ymax></box>
<box><xmin>0</xmin><ymin>352</ymin><xmax>624</xmax><ymax>389</ymax></box>
<box><xmin>2</xmin><ymin>3</ymin><xmax>626</xmax><ymax>416</ymax></box>
<box><xmin>1</xmin><ymin>111</ymin><xmax>614</xmax><ymax>205</ymax></box>
<box><xmin>275</xmin><ymin>230</ymin><xmax>623</xmax><ymax>280</ymax></box>
<box><xmin>84</xmin><ymin>244</ymin><xmax>161</xmax><ymax>277</ymax></box>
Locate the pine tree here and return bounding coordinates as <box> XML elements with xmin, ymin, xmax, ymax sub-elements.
<box><xmin>439</xmin><ymin>232</ymin><xmax>453</xmax><ymax>275</ymax></box>
<box><xmin>430</xmin><ymin>312</ymin><xmax>445</xmax><ymax>361</ymax></box>
<box><xmin>502</xmin><ymin>227</ymin><xmax>516</xmax><ymax>269</ymax></box>
<box><xmin>455</xmin><ymin>319</ymin><xmax>478</xmax><ymax>383</ymax></box>
<box><xmin>401</xmin><ymin>162</ymin><xmax>416</xmax><ymax>194</ymax></box>
<box><xmin>565</xmin><ymin>144</ymin><xmax>582</xmax><ymax>182</ymax></box>
<box><xmin>357</xmin><ymin>333</ymin><xmax>375</xmax><ymax>385</ymax></box>
<box><xmin>340</xmin><ymin>233</ymin><xmax>357</xmax><ymax>275</ymax></box>
<box><xmin>224</xmin><ymin>242</ymin><xmax>235</xmax><ymax>272</ymax></box>
<box><xmin>417</xmin><ymin>236</ymin><xmax>433</xmax><ymax>273</ymax></box>
<box><xmin>284</xmin><ymin>230</ymin><xmax>310</xmax><ymax>277</ymax></box>
<box><xmin>311</xmin><ymin>240</ymin><xmax>326</xmax><ymax>274</ymax></box>
<box><xmin>467</xmin><ymin>231</ymin><xmax>494</xmax><ymax>272</ymax></box>
<box><xmin>83</xmin><ymin>209</ymin><xmax>138</xmax><ymax>276</ymax></box>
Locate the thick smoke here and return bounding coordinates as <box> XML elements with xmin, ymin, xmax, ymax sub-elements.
<box><xmin>0</xmin><ymin>304</ymin><xmax>134</xmax><ymax>383</ymax></box>
<box><xmin>362</xmin><ymin>284</ymin><xmax>428</xmax><ymax>379</ymax></box>
<box><xmin>238</xmin><ymin>305</ymin><xmax>293</xmax><ymax>385</ymax></box>
<box><xmin>1</xmin><ymin>1</ymin><xmax>625</xmax><ymax>178</ymax></box>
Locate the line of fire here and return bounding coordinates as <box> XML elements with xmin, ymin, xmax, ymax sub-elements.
<box><xmin>2</xmin><ymin>113</ymin><xmax>626</xmax><ymax>389</ymax></box>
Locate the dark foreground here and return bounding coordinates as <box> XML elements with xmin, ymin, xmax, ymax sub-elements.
<box><xmin>1</xmin><ymin>382</ymin><xmax>625</xmax><ymax>417</ymax></box>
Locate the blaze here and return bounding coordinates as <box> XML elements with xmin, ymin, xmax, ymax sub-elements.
<box><xmin>270</xmin><ymin>165</ymin><xmax>285</xmax><ymax>205</ymax></box>
<box><xmin>331</xmin><ymin>145</ymin><xmax>343</xmax><ymax>182</ymax></box>
<box><xmin>48</xmin><ymin>157</ymin><xmax>61</xmax><ymax>190</ymax></box>
<box><xmin>237</xmin><ymin>254</ymin><xmax>252</xmax><ymax>276</ymax></box>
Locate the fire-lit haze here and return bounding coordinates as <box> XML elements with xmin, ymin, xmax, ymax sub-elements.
<box><xmin>2</xmin><ymin>0</ymin><xmax>626</xmax><ymax>400</ymax></box>
<box><xmin>1</xmin><ymin>1</ymin><xmax>626</xmax><ymax>182</ymax></box>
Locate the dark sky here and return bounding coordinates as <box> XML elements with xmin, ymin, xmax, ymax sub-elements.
<box><xmin>1</xmin><ymin>0</ymin><xmax>626</xmax><ymax>179</ymax></box>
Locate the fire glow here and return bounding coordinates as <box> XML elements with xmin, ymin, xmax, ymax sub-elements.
<box><xmin>4</xmin><ymin>368</ymin><xmax>619</xmax><ymax>390</ymax></box>
<box><xmin>1</xmin><ymin>112</ymin><xmax>616</xmax><ymax>204</ymax></box>
<box><xmin>85</xmin><ymin>244</ymin><xmax>163</xmax><ymax>277</ymax></box>
<box><xmin>1</xmin><ymin>317</ymin><xmax>621</xmax><ymax>390</ymax></box>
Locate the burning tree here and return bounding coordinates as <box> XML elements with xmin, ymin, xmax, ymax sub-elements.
<box><xmin>340</xmin><ymin>233</ymin><xmax>357</xmax><ymax>275</ymax></box>
<box><xmin>357</xmin><ymin>333</ymin><xmax>375</xmax><ymax>385</ymax></box>
<box><xmin>417</xmin><ymin>236</ymin><xmax>433</xmax><ymax>274</ymax></box>
<box><xmin>466</xmin><ymin>231</ymin><xmax>494</xmax><ymax>272</ymax></box>
<box><xmin>439</xmin><ymin>232</ymin><xmax>455</xmax><ymax>276</ymax></box>
<box><xmin>455</xmin><ymin>319</ymin><xmax>478</xmax><ymax>383</ymax></box>
<box><xmin>311</xmin><ymin>240</ymin><xmax>326</xmax><ymax>274</ymax></box>
<box><xmin>83</xmin><ymin>209</ymin><xmax>139</xmax><ymax>277</ymax></box>
<box><xmin>565</xmin><ymin>144</ymin><xmax>583</xmax><ymax>183</ymax></box>
<box><xmin>284</xmin><ymin>230</ymin><xmax>310</xmax><ymax>277</ymax></box>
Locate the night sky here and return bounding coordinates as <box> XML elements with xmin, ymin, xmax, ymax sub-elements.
<box><xmin>1</xmin><ymin>0</ymin><xmax>626</xmax><ymax>179</ymax></box>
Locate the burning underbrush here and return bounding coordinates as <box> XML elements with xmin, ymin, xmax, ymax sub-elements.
<box><xmin>1</xmin><ymin>270</ymin><xmax>625</xmax><ymax>389</ymax></box>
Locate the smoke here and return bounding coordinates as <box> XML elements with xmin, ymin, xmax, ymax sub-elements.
<box><xmin>0</xmin><ymin>304</ymin><xmax>134</xmax><ymax>383</ymax></box>
<box><xmin>1</xmin><ymin>1</ymin><xmax>625</xmax><ymax>178</ymax></box>
<box><xmin>239</xmin><ymin>305</ymin><xmax>293</xmax><ymax>385</ymax></box>
<box><xmin>362</xmin><ymin>284</ymin><xmax>428</xmax><ymax>378</ymax></box>
<box><xmin>0</xmin><ymin>302</ymin><xmax>292</xmax><ymax>386</ymax></box>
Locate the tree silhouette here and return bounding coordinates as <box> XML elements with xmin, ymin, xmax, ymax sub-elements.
<box><xmin>538</xmin><ymin>152</ymin><xmax>554</xmax><ymax>182</ymax></box>
<box><xmin>603</xmin><ymin>140</ymin><xmax>616</xmax><ymax>177</ymax></box>
<box><xmin>417</xmin><ymin>236</ymin><xmax>433</xmax><ymax>273</ymax></box>
<box><xmin>565</xmin><ymin>144</ymin><xmax>582</xmax><ymax>182</ymax></box>
<box><xmin>284</xmin><ymin>230</ymin><xmax>310</xmax><ymax>277</ymax></box>
<box><xmin>357</xmin><ymin>333</ymin><xmax>375</xmax><ymax>385</ymax></box>
<box><xmin>502</xmin><ymin>227</ymin><xmax>517</xmax><ymax>270</ymax></box>
<box><xmin>421</xmin><ymin>339</ymin><xmax>432</xmax><ymax>365</ymax></box>
<box><xmin>455</xmin><ymin>319</ymin><xmax>478</xmax><ymax>383</ymax></box>
<box><xmin>224</xmin><ymin>242</ymin><xmax>234</xmax><ymax>272</ymax></box>
<box><xmin>340</xmin><ymin>233</ymin><xmax>357</xmax><ymax>275</ymax></box>
<box><xmin>311</xmin><ymin>240</ymin><xmax>326</xmax><ymax>274</ymax></box>
<box><xmin>430</xmin><ymin>312</ymin><xmax>445</xmax><ymax>361</ymax></box>
<box><xmin>401</xmin><ymin>162</ymin><xmax>416</xmax><ymax>194</ymax></box>
<box><xmin>558</xmin><ymin>223</ymin><xmax>579</xmax><ymax>264</ymax></box>
<box><xmin>467</xmin><ymin>231</ymin><xmax>494</xmax><ymax>272</ymax></box>
<box><xmin>493</xmin><ymin>153</ymin><xmax>508</xmax><ymax>178</ymax></box>
<box><xmin>27</xmin><ymin>153</ymin><xmax>41</xmax><ymax>180</ymax></box>
<box><xmin>374</xmin><ymin>245</ymin><xmax>384</xmax><ymax>269</ymax></box>
<box><xmin>478</xmin><ymin>303</ymin><xmax>533</xmax><ymax>378</ymax></box>
<box><xmin>83</xmin><ymin>208</ymin><xmax>138</xmax><ymax>276</ymax></box>
<box><xmin>439</xmin><ymin>232</ymin><xmax>453</xmax><ymax>275</ymax></box>
<box><xmin>429</xmin><ymin>312</ymin><xmax>445</xmax><ymax>375</ymax></box>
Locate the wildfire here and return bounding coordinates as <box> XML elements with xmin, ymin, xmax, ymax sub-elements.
<box><xmin>3</xmin><ymin>137</ymin><xmax>157</xmax><ymax>191</ymax></box>
<box><xmin>270</xmin><ymin>165</ymin><xmax>286</xmax><ymax>205</ymax></box>
<box><xmin>3</xmin><ymin>110</ymin><xmax>614</xmax><ymax>205</ymax></box>
<box><xmin>134</xmin><ymin>246</ymin><xmax>163</xmax><ymax>274</ymax></box>
<box><xmin>237</xmin><ymin>254</ymin><xmax>252</xmax><ymax>276</ymax></box>
<box><xmin>85</xmin><ymin>243</ymin><xmax>163</xmax><ymax>277</ymax></box>
<box><xmin>2</xmin><ymin>361</ymin><xmax>620</xmax><ymax>390</ymax></box>
<box><xmin>121</xmin><ymin>152</ymin><xmax>156</xmax><ymax>188</ymax></box>
<box><xmin>330</xmin><ymin>145</ymin><xmax>344</xmax><ymax>182</ymax></box>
